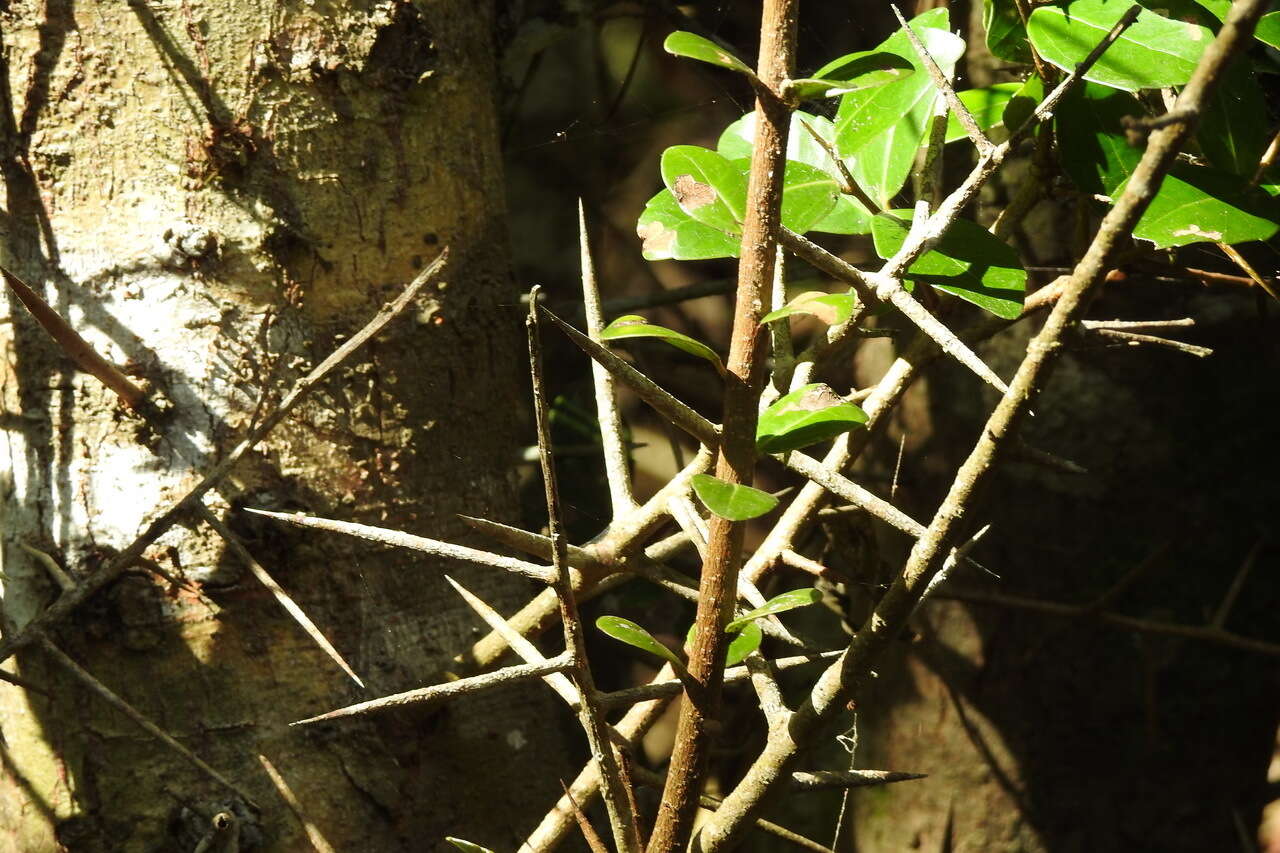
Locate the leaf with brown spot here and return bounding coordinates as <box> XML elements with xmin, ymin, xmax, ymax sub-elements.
<box><xmin>660</xmin><ymin>146</ymin><xmax>748</xmax><ymax>234</ymax></box>
<box><xmin>636</xmin><ymin>189</ymin><xmax>740</xmax><ymax>261</ymax></box>
<box><xmin>757</xmin><ymin>383</ymin><xmax>868</xmax><ymax>454</ymax></box>
<box><xmin>761</xmin><ymin>291</ymin><xmax>858</xmax><ymax>326</ymax></box>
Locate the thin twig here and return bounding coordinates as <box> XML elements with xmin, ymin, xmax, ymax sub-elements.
<box><xmin>2</xmin><ymin>265</ymin><xmax>148</xmax><ymax>408</ymax></box>
<box><xmin>1212</xmin><ymin>535</ymin><xmax>1268</xmax><ymax>630</ymax></box>
<box><xmin>197</xmin><ymin>507</ymin><xmax>365</xmax><ymax>689</ymax></box>
<box><xmin>1217</xmin><ymin>242</ymin><xmax>1279</xmax><ymax>301</ymax></box>
<box><xmin>0</xmin><ymin>250</ymin><xmax>449</xmax><ymax>668</ymax></box>
<box><xmin>891</xmin><ymin>5</ymin><xmax>992</xmax><ymax>154</ymax></box>
<box><xmin>243</xmin><ymin>508</ymin><xmax>556</xmax><ymax>584</ymax></box>
<box><xmin>258</xmin><ymin>754</ymin><xmax>338</xmax><ymax>853</ymax></box>
<box><xmin>290</xmin><ymin>657</ymin><xmax>574</xmax><ymax>726</ymax></box>
<box><xmin>562</xmin><ymin>780</ymin><xmax>611</xmax><ymax>853</ymax></box>
<box><xmin>796</xmin><ymin>119</ymin><xmax>880</xmax><ymax>215</ymax></box>
<box><xmin>595</xmin><ymin>651</ymin><xmax>842</xmax><ymax>710</ymax></box>
<box><xmin>528</xmin><ymin>285</ymin><xmax>641</xmax><ymax>853</ymax></box>
<box><xmin>38</xmin><ymin>635</ymin><xmax>259</xmax><ymax>809</ymax></box>
<box><xmin>1086</xmin><ymin>327</ymin><xmax>1213</xmax><ymax>357</ymax></box>
<box><xmin>579</xmin><ymin>203</ymin><xmax>637</xmax><ymax>515</ymax></box>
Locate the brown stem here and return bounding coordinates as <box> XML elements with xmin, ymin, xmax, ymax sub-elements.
<box><xmin>646</xmin><ymin>1</ymin><xmax>797</xmax><ymax>850</ymax></box>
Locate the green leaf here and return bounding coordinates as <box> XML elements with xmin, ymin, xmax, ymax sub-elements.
<box><xmin>871</xmin><ymin>211</ymin><xmax>1027</xmax><ymax>319</ymax></box>
<box><xmin>812</xmin><ymin>49</ymin><xmax>916</xmax><ymax>88</ymax></box>
<box><xmin>1196</xmin><ymin>57</ymin><xmax>1268</xmax><ymax>177</ymax></box>
<box><xmin>447</xmin><ymin>840</ymin><xmax>496</xmax><ymax>853</ymax></box>
<box><xmin>685</xmin><ymin>619</ymin><xmax>765</xmax><ymax>667</ymax></box>
<box><xmin>944</xmin><ymin>84</ymin><xmax>1022</xmax><ymax>144</ymax></box>
<box><xmin>836</xmin><ymin>8</ymin><xmax>965</xmax><ymax>206</ymax></box>
<box><xmin>777</xmin><ymin>160</ymin><xmax>841</xmax><ymax>234</ymax></box>
<box><xmin>596</xmin><ymin>616</ymin><xmax>686</xmax><ymax>669</ymax></box>
<box><xmin>726</xmin><ymin>588</ymin><xmax>823</xmax><ymax>632</ymax></box>
<box><xmin>663</xmin><ymin>31</ymin><xmax>753</xmax><ymax>74</ymax></box>
<box><xmin>1054</xmin><ymin>82</ymin><xmax>1143</xmax><ymax>196</ymax></box>
<box><xmin>761</xmin><ymin>291</ymin><xmax>858</xmax><ymax>326</ymax></box>
<box><xmin>1002</xmin><ymin>73</ymin><xmax>1045</xmax><ymax>133</ymax></box>
<box><xmin>1125</xmin><ymin>164</ymin><xmax>1279</xmax><ymax>247</ymax></box>
<box><xmin>984</xmin><ymin>0</ymin><xmax>1033</xmax><ymax>63</ymax></box>
<box><xmin>636</xmin><ymin>189</ymin><xmax>741</xmax><ymax>261</ymax></box>
<box><xmin>1193</xmin><ymin>1</ymin><xmax>1280</xmax><ymax>49</ymax></box>
<box><xmin>1027</xmin><ymin>0</ymin><xmax>1212</xmax><ymax>92</ymax></box>
<box><xmin>718</xmin><ymin>112</ymin><xmax>871</xmax><ymax>234</ymax></box>
<box><xmin>690</xmin><ymin>474</ymin><xmax>779</xmax><ymax>521</ymax></box>
<box><xmin>756</xmin><ymin>383</ymin><xmax>868</xmax><ymax>454</ymax></box>
<box><xmin>660</xmin><ymin>145</ymin><xmax>748</xmax><ymax>234</ymax></box>
<box><xmin>601</xmin><ymin>315</ymin><xmax>724</xmax><ymax>372</ymax></box>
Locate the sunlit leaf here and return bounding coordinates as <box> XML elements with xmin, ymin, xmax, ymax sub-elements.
<box><xmin>1193</xmin><ymin>0</ymin><xmax>1280</xmax><ymax>49</ymax></box>
<box><xmin>447</xmin><ymin>839</ymin><xmax>496</xmax><ymax>853</ymax></box>
<box><xmin>1027</xmin><ymin>0</ymin><xmax>1211</xmax><ymax>91</ymax></box>
<box><xmin>691</xmin><ymin>474</ymin><xmax>779</xmax><ymax>521</ymax></box>
<box><xmin>601</xmin><ymin>315</ymin><xmax>725</xmax><ymax>372</ymax></box>
<box><xmin>636</xmin><ymin>189</ymin><xmax>741</xmax><ymax>261</ymax></box>
<box><xmin>663</xmin><ymin>31</ymin><xmax>753</xmax><ymax>75</ymax></box>
<box><xmin>777</xmin><ymin>160</ymin><xmax>841</xmax><ymax>234</ymax></box>
<box><xmin>1125</xmin><ymin>165</ymin><xmax>1279</xmax><ymax>247</ymax></box>
<box><xmin>871</xmin><ymin>211</ymin><xmax>1027</xmax><ymax>319</ymax></box>
<box><xmin>726</xmin><ymin>588</ymin><xmax>823</xmax><ymax>632</ymax></box>
<box><xmin>756</xmin><ymin>383</ymin><xmax>868</xmax><ymax>454</ymax></box>
<box><xmin>761</xmin><ymin>291</ymin><xmax>858</xmax><ymax>326</ymax></box>
<box><xmin>597</xmin><ymin>616</ymin><xmax>686</xmax><ymax>669</ymax></box>
<box><xmin>660</xmin><ymin>145</ymin><xmax>748</xmax><ymax>234</ymax></box>
<box><xmin>836</xmin><ymin>8</ymin><xmax>965</xmax><ymax>206</ymax></box>
<box><xmin>685</xmin><ymin>619</ymin><xmax>765</xmax><ymax>667</ymax></box>
<box><xmin>944</xmin><ymin>83</ymin><xmax>1022</xmax><ymax>143</ymax></box>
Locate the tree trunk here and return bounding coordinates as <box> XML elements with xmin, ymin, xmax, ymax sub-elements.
<box><xmin>1</xmin><ymin>2</ymin><xmax>570</xmax><ymax>850</ymax></box>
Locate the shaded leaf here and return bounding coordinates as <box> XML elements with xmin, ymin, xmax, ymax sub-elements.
<box><xmin>1196</xmin><ymin>57</ymin><xmax>1268</xmax><ymax>176</ymax></box>
<box><xmin>944</xmin><ymin>83</ymin><xmax>1022</xmax><ymax>143</ymax></box>
<box><xmin>636</xmin><ymin>189</ymin><xmax>741</xmax><ymax>261</ymax></box>
<box><xmin>691</xmin><ymin>474</ymin><xmax>779</xmax><ymax>521</ymax></box>
<box><xmin>660</xmin><ymin>145</ymin><xmax>748</xmax><ymax>234</ymax></box>
<box><xmin>1027</xmin><ymin>0</ymin><xmax>1211</xmax><ymax>92</ymax></box>
<box><xmin>777</xmin><ymin>160</ymin><xmax>841</xmax><ymax>234</ymax></box>
<box><xmin>1002</xmin><ymin>73</ymin><xmax>1045</xmax><ymax>133</ymax></box>
<box><xmin>761</xmin><ymin>291</ymin><xmax>858</xmax><ymax>326</ymax></box>
<box><xmin>872</xmin><ymin>211</ymin><xmax>1027</xmax><ymax>319</ymax></box>
<box><xmin>726</xmin><ymin>588</ymin><xmax>824</xmax><ymax>632</ymax></box>
<box><xmin>597</xmin><ymin>616</ymin><xmax>686</xmax><ymax>668</ymax></box>
<box><xmin>663</xmin><ymin>31</ymin><xmax>753</xmax><ymax>74</ymax></box>
<box><xmin>601</xmin><ymin>314</ymin><xmax>725</xmax><ymax>371</ymax></box>
<box><xmin>757</xmin><ymin>383</ymin><xmax>868</xmax><ymax>454</ymax></box>
<box><xmin>984</xmin><ymin>0</ymin><xmax>1034</xmax><ymax>63</ymax></box>
<box><xmin>1054</xmin><ymin>82</ymin><xmax>1144</xmax><ymax>196</ymax></box>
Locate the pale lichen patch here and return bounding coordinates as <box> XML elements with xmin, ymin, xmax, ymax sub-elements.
<box><xmin>1172</xmin><ymin>224</ymin><xmax>1223</xmax><ymax>240</ymax></box>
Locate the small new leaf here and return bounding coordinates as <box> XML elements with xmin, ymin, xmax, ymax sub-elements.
<box><xmin>685</xmin><ymin>619</ymin><xmax>765</xmax><ymax>667</ymax></box>
<box><xmin>691</xmin><ymin>474</ymin><xmax>779</xmax><ymax>521</ymax></box>
<box><xmin>663</xmin><ymin>31</ymin><xmax>754</xmax><ymax>75</ymax></box>
<box><xmin>447</xmin><ymin>839</ymin><xmax>497</xmax><ymax>853</ymax></box>
<box><xmin>726</xmin><ymin>588</ymin><xmax>823</xmax><ymax>633</ymax></box>
<box><xmin>761</xmin><ymin>291</ymin><xmax>858</xmax><ymax>326</ymax></box>
<box><xmin>597</xmin><ymin>616</ymin><xmax>687</xmax><ymax>672</ymax></box>
<box><xmin>757</xmin><ymin>384</ymin><xmax>868</xmax><ymax>455</ymax></box>
<box><xmin>600</xmin><ymin>315</ymin><xmax>725</xmax><ymax>373</ymax></box>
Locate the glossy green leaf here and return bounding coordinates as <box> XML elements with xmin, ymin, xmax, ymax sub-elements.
<box><xmin>944</xmin><ymin>83</ymin><xmax>1022</xmax><ymax>143</ymax></box>
<box><xmin>726</xmin><ymin>588</ymin><xmax>823</xmax><ymax>632</ymax></box>
<box><xmin>984</xmin><ymin>0</ymin><xmax>1033</xmax><ymax>62</ymax></box>
<box><xmin>1027</xmin><ymin>0</ymin><xmax>1211</xmax><ymax>92</ymax></box>
<box><xmin>813</xmin><ymin>48</ymin><xmax>916</xmax><ymax>87</ymax></box>
<box><xmin>685</xmin><ymin>619</ymin><xmax>765</xmax><ymax>667</ymax></box>
<box><xmin>660</xmin><ymin>145</ymin><xmax>748</xmax><ymax>234</ymax></box>
<box><xmin>1197</xmin><ymin>58</ymin><xmax>1268</xmax><ymax>176</ymax></box>
<box><xmin>836</xmin><ymin>8</ymin><xmax>965</xmax><ymax>206</ymax></box>
<box><xmin>691</xmin><ymin>474</ymin><xmax>779</xmax><ymax>521</ymax></box>
<box><xmin>718</xmin><ymin>112</ymin><xmax>872</xmax><ymax>234</ymax></box>
<box><xmin>778</xmin><ymin>160</ymin><xmax>841</xmax><ymax>234</ymax></box>
<box><xmin>872</xmin><ymin>211</ymin><xmax>1027</xmax><ymax>319</ymax></box>
<box><xmin>447</xmin><ymin>840</ymin><xmax>496</xmax><ymax>853</ymax></box>
<box><xmin>601</xmin><ymin>314</ymin><xmax>724</xmax><ymax>371</ymax></box>
<box><xmin>1002</xmin><ymin>73</ymin><xmax>1045</xmax><ymax>133</ymax></box>
<box><xmin>1193</xmin><ymin>1</ymin><xmax>1280</xmax><ymax>49</ymax></box>
<box><xmin>636</xmin><ymin>189</ymin><xmax>741</xmax><ymax>261</ymax></box>
<box><xmin>1124</xmin><ymin>165</ymin><xmax>1279</xmax><ymax>247</ymax></box>
<box><xmin>756</xmin><ymin>383</ymin><xmax>868</xmax><ymax>454</ymax></box>
<box><xmin>761</xmin><ymin>291</ymin><xmax>858</xmax><ymax>326</ymax></box>
<box><xmin>597</xmin><ymin>616</ymin><xmax>686</xmax><ymax>669</ymax></box>
<box><xmin>1055</xmin><ymin>83</ymin><xmax>1143</xmax><ymax>196</ymax></box>
<box><xmin>663</xmin><ymin>31</ymin><xmax>753</xmax><ymax>74</ymax></box>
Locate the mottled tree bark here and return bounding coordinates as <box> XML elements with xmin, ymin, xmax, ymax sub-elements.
<box><xmin>1</xmin><ymin>2</ymin><xmax>569</xmax><ymax>850</ymax></box>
